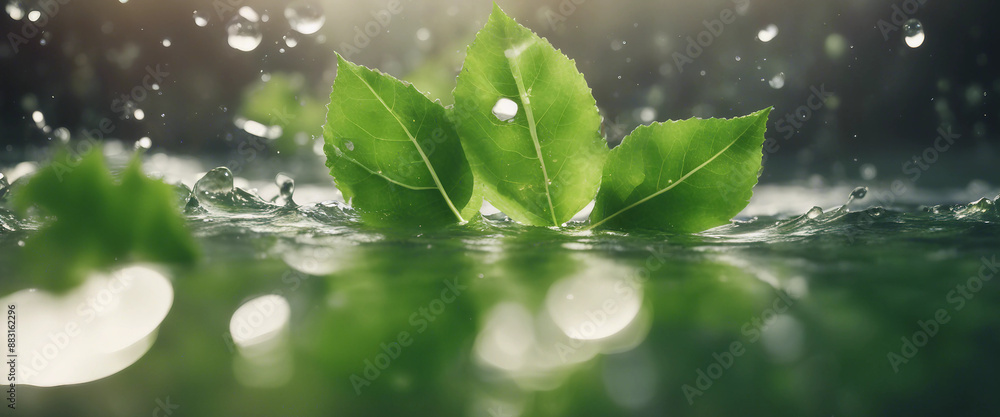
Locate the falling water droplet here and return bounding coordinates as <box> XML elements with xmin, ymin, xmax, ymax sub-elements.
<box><xmin>227</xmin><ymin>9</ymin><xmax>263</xmax><ymax>52</ymax></box>
<box><xmin>492</xmin><ymin>98</ymin><xmax>518</xmax><ymax>122</ymax></box>
<box><xmin>275</xmin><ymin>173</ymin><xmax>295</xmax><ymax>204</ymax></box>
<box><xmin>806</xmin><ymin>206</ymin><xmax>822</xmax><ymax>219</ymax></box>
<box><xmin>53</xmin><ymin>127</ymin><xmax>70</xmax><ymax>143</ymax></box>
<box><xmin>6</xmin><ymin>1</ymin><xmax>25</xmax><ymax>20</ymax></box>
<box><xmin>860</xmin><ymin>163</ymin><xmax>877</xmax><ymax>180</ymax></box>
<box><xmin>195</xmin><ymin>167</ymin><xmax>235</xmax><ymax>196</ymax></box>
<box><xmin>193</xmin><ymin>10</ymin><xmax>209</xmax><ymax>27</ymax></box>
<box><xmin>416</xmin><ymin>27</ymin><xmax>431</xmax><ymax>42</ymax></box>
<box><xmin>768</xmin><ymin>72</ymin><xmax>785</xmax><ymax>89</ymax></box>
<box><xmin>903</xmin><ymin>19</ymin><xmax>924</xmax><ymax>48</ymax></box>
<box><xmin>639</xmin><ymin>107</ymin><xmax>656</xmax><ymax>123</ymax></box>
<box><xmin>344</xmin><ymin>141</ymin><xmax>354</xmax><ymax>151</ymax></box>
<box><xmin>285</xmin><ymin>1</ymin><xmax>325</xmax><ymax>35</ymax></box>
<box><xmin>161</xmin><ymin>38</ymin><xmax>171</xmax><ymax>47</ymax></box>
<box><xmin>283</xmin><ymin>32</ymin><xmax>298</xmax><ymax>48</ymax></box>
<box><xmin>135</xmin><ymin>137</ymin><xmax>152</xmax><ymax>150</ymax></box>
<box><xmin>757</xmin><ymin>24</ymin><xmax>779</xmax><ymax>42</ymax></box>
<box><xmin>850</xmin><ymin>186</ymin><xmax>868</xmax><ymax>200</ymax></box>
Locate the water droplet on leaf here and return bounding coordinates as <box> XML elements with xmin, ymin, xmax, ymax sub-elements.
<box><xmin>492</xmin><ymin>98</ymin><xmax>518</xmax><ymax>122</ymax></box>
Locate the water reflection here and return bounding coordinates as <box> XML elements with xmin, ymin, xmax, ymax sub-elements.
<box><xmin>0</xmin><ymin>265</ymin><xmax>172</xmax><ymax>387</ymax></box>
<box><xmin>229</xmin><ymin>294</ymin><xmax>294</xmax><ymax>388</ymax></box>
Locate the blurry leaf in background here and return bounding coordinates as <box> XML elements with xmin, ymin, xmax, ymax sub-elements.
<box><xmin>453</xmin><ymin>5</ymin><xmax>608</xmax><ymax>227</ymax></box>
<box><xmin>239</xmin><ymin>73</ymin><xmax>327</xmax><ymax>153</ymax></box>
<box><xmin>590</xmin><ymin>108</ymin><xmax>772</xmax><ymax>232</ymax></box>
<box><xmin>10</xmin><ymin>148</ymin><xmax>198</xmax><ymax>294</ymax></box>
<box><xmin>323</xmin><ymin>55</ymin><xmax>481</xmax><ymax>227</ymax></box>
<box><xmin>403</xmin><ymin>36</ymin><xmax>472</xmax><ymax>106</ymax></box>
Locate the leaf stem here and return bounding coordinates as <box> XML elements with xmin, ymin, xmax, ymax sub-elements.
<box><xmin>506</xmin><ymin>42</ymin><xmax>559</xmax><ymax>226</ymax></box>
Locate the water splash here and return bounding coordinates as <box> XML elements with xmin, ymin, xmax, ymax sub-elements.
<box><xmin>194</xmin><ymin>167</ymin><xmax>235</xmax><ymax>196</ymax></box>
<box><xmin>846</xmin><ymin>186</ymin><xmax>867</xmax><ymax>206</ymax></box>
<box><xmin>0</xmin><ymin>172</ymin><xmax>8</xmax><ymax>201</ymax></box>
<box><xmin>275</xmin><ymin>173</ymin><xmax>295</xmax><ymax>206</ymax></box>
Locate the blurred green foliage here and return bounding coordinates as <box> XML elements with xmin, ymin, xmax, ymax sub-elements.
<box><xmin>239</xmin><ymin>73</ymin><xmax>327</xmax><ymax>154</ymax></box>
<box><xmin>9</xmin><ymin>148</ymin><xmax>197</xmax><ymax>294</ymax></box>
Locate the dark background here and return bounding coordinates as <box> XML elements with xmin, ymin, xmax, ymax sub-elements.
<box><xmin>0</xmin><ymin>0</ymin><xmax>997</xmax><ymax>184</ymax></box>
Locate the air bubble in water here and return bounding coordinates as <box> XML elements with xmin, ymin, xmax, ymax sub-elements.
<box><xmin>903</xmin><ymin>19</ymin><xmax>924</xmax><ymax>48</ymax></box>
<box><xmin>806</xmin><ymin>206</ymin><xmax>822</xmax><ymax>219</ymax></box>
<box><xmin>768</xmin><ymin>72</ymin><xmax>785</xmax><ymax>89</ymax></box>
<box><xmin>275</xmin><ymin>173</ymin><xmax>295</xmax><ymax>204</ymax></box>
<box><xmin>227</xmin><ymin>9</ymin><xmax>263</xmax><ymax>52</ymax></box>
<box><xmin>285</xmin><ymin>1</ymin><xmax>325</xmax><ymax>35</ymax></box>
<box><xmin>492</xmin><ymin>98</ymin><xmax>518</xmax><ymax>122</ymax></box>
<box><xmin>195</xmin><ymin>167</ymin><xmax>235</xmax><ymax>196</ymax></box>
<box><xmin>193</xmin><ymin>10</ymin><xmax>208</xmax><ymax>27</ymax></box>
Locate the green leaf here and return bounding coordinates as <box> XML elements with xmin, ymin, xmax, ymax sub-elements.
<box><xmin>239</xmin><ymin>73</ymin><xmax>327</xmax><ymax>153</ymax></box>
<box><xmin>323</xmin><ymin>55</ymin><xmax>480</xmax><ymax>227</ymax></box>
<box><xmin>11</xmin><ymin>148</ymin><xmax>198</xmax><ymax>293</ymax></box>
<box><xmin>453</xmin><ymin>4</ymin><xmax>608</xmax><ymax>227</ymax></box>
<box><xmin>589</xmin><ymin>108</ymin><xmax>772</xmax><ymax>232</ymax></box>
